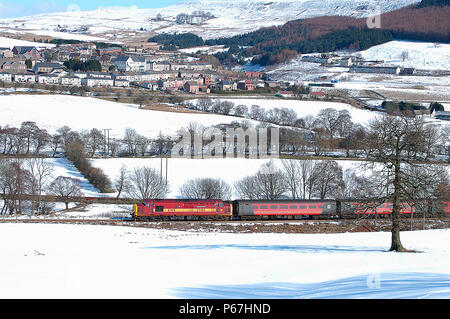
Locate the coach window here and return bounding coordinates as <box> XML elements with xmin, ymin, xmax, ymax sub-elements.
<box><xmin>280</xmin><ymin>205</ymin><xmax>288</xmax><ymax>209</ymax></box>
<box><xmin>155</xmin><ymin>206</ymin><xmax>164</xmax><ymax>212</ymax></box>
<box><xmin>309</xmin><ymin>205</ymin><xmax>316</xmax><ymax>209</ymax></box>
<box><xmin>299</xmin><ymin>205</ymin><xmax>307</xmax><ymax>209</ymax></box>
<box><xmin>270</xmin><ymin>205</ymin><xmax>278</xmax><ymax>209</ymax></box>
<box><xmin>289</xmin><ymin>205</ymin><xmax>297</xmax><ymax>209</ymax></box>
<box><xmin>260</xmin><ymin>205</ymin><xmax>268</xmax><ymax>209</ymax></box>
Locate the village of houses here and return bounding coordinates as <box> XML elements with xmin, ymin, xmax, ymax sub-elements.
<box><xmin>0</xmin><ymin>42</ymin><xmax>282</xmax><ymax>95</ymax></box>
<box><xmin>0</xmin><ymin>39</ymin><xmax>433</xmax><ymax>100</ymax></box>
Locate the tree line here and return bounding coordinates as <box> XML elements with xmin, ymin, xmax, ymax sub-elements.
<box><xmin>0</xmin><ymin>157</ymin><xmax>83</xmax><ymax>215</ymax></box>
<box><xmin>63</xmin><ymin>59</ymin><xmax>102</xmax><ymax>72</ymax></box>
<box><xmin>147</xmin><ymin>33</ymin><xmax>205</xmax><ymax>50</ymax></box>
<box><xmin>2</xmin><ymin>103</ymin><xmax>449</xmax><ymax>162</ymax></box>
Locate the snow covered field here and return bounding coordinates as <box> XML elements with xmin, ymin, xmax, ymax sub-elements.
<box><xmin>0</xmin><ymin>223</ymin><xmax>448</xmax><ymax>298</ymax></box>
<box><xmin>0</xmin><ymin>94</ymin><xmax>406</xmax><ymax>140</ymax></box>
<box><xmin>0</xmin><ymin>36</ymin><xmax>55</xmax><ymax>49</ymax></box>
<box><xmin>357</xmin><ymin>41</ymin><xmax>450</xmax><ymax>71</ymax></box>
<box><xmin>0</xmin><ymin>95</ymin><xmax>263</xmax><ymax>139</ymax></box>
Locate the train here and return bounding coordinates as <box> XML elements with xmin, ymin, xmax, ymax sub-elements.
<box><xmin>133</xmin><ymin>199</ymin><xmax>450</xmax><ymax>220</ymax></box>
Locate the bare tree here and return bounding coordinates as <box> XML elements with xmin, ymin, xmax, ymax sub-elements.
<box><xmin>179</xmin><ymin>178</ymin><xmax>232</xmax><ymax>199</ymax></box>
<box><xmin>234</xmin><ymin>104</ymin><xmax>248</xmax><ymax>117</ymax></box>
<box><xmin>310</xmin><ymin>161</ymin><xmax>344</xmax><ymax>199</ymax></box>
<box><xmin>281</xmin><ymin>159</ymin><xmax>302</xmax><ymax>199</ymax></box>
<box><xmin>299</xmin><ymin>159</ymin><xmax>314</xmax><ymax>199</ymax></box>
<box><xmin>401</xmin><ymin>50</ymin><xmax>409</xmax><ymax>62</ymax></box>
<box><xmin>25</xmin><ymin>158</ymin><xmax>54</xmax><ymax>214</ymax></box>
<box><xmin>126</xmin><ymin>166</ymin><xmax>170</xmax><ymax>200</ymax></box>
<box><xmin>85</xmin><ymin>128</ymin><xmax>104</xmax><ymax>157</ymax></box>
<box><xmin>48</xmin><ymin>176</ymin><xmax>82</xmax><ymax>209</ymax></box>
<box><xmin>362</xmin><ymin>114</ymin><xmax>444</xmax><ymax>252</ymax></box>
<box><xmin>254</xmin><ymin>167</ymin><xmax>289</xmax><ymax>200</ymax></box>
<box><xmin>114</xmin><ymin>165</ymin><xmax>129</xmax><ymax>199</ymax></box>
<box><xmin>316</xmin><ymin>108</ymin><xmax>351</xmax><ymax>147</ymax></box>
<box><xmin>234</xmin><ymin>175</ymin><xmax>259</xmax><ymax>200</ymax></box>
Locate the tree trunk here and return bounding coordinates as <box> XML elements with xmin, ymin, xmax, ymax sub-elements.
<box><xmin>390</xmin><ymin>161</ymin><xmax>405</xmax><ymax>252</ymax></box>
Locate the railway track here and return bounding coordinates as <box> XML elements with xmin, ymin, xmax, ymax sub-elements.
<box><xmin>0</xmin><ymin>217</ymin><xmax>448</xmax><ymax>234</ymax></box>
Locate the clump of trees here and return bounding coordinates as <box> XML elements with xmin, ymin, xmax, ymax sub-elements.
<box><xmin>0</xmin><ymin>157</ymin><xmax>83</xmax><ymax>215</ymax></box>
<box><xmin>148</xmin><ymin>33</ymin><xmax>205</xmax><ymax>49</ymax></box>
<box><xmin>234</xmin><ymin>160</ymin><xmax>346</xmax><ymax>200</ymax></box>
<box><xmin>65</xmin><ymin>138</ymin><xmax>113</xmax><ymax>193</ymax></box>
<box><xmin>112</xmin><ymin>165</ymin><xmax>169</xmax><ymax>201</ymax></box>
<box><xmin>63</xmin><ymin>59</ymin><xmax>102</xmax><ymax>72</ymax></box>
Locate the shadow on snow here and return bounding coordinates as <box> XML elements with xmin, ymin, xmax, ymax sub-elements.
<box><xmin>172</xmin><ymin>273</ymin><xmax>450</xmax><ymax>299</ymax></box>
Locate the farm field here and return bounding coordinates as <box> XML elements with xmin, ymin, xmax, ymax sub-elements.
<box><xmin>0</xmin><ymin>95</ymin><xmax>264</xmax><ymax>139</ymax></box>
<box><xmin>0</xmin><ymin>223</ymin><xmax>449</xmax><ymax>298</ymax></box>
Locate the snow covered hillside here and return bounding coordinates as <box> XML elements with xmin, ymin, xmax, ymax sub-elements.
<box><xmin>0</xmin><ymin>36</ymin><xmax>55</xmax><ymax>49</ymax></box>
<box><xmin>357</xmin><ymin>40</ymin><xmax>450</xmax><ymax>71</ymax></box>
<box><xmin>0</xmin><ymin>223</ymin><xmax>449</xmax><ymax>298</ymax></box>
<box><xmin>0</xmin><ymin>95</ymin><xmax>263</xmax><ymax>139</ymax></box>
<box><xmin>0</xmin><ymin>0</ymin><xmax>420</xmax><ymax>40</ymax></box>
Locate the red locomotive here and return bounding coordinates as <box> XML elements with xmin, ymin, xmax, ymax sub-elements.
<box><xmin>134</xmin><ymin>199</ymin><xmax>232</xmax><ymax>219</ymax></box>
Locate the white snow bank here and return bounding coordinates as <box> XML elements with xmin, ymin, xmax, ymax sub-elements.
<box><xmin>0</xmin><ymin>224</ymin><xmax>448</xmax><ymax>298</ymax></box>
<box><xmin>357</xmin><ymin>41</ymin><xmax>450</xmax><ymax>71</ymax></box>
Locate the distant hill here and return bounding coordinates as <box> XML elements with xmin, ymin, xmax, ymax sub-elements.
<box><xmin>204</xmin><ymin>3</ymin><xmax>450</xmax><ymax>66</ymax></box>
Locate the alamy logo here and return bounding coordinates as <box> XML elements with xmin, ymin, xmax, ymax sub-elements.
<box><xmin>366</xmin><ymin>5</ymin><xmax>382</xmax><ymax>29</ymax></box>
<box><xmin>366</xmin><ymin>273</ymin><xmax>381</xmax><ymax>289</ymax></box>
<box><xmin>171</xmin><ymin>127</ymin><xmax>279</xmax><ymax>173</ymax></box>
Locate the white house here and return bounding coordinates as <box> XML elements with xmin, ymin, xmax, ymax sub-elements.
<box><xmin>14</xmin><ymin>72</ymin><xmax>36</xmax><ymax>83</ymax></box>
<box><xmin>0</xmin><ymin>72</ymin><xmax>12</xmax><ymax>82</ymax></box>
<box><xmin>114</xmin><ymin>79</ymin><xmax>130</xmax><ymax>87</ymax></box>
<box><xmin>38</xmin><ymin>74</ymin><xmax>60</xmax><ymax>85</ymax></box>
<box><xmin>113</xmin><ymin>55</ymin><xmax>149</xmax><ymax>72</ymax></box>
<box><xmin>83</xmin><ymin>77</ymin><xmax>114</xmax><ymax>87</ymax></box>
<box><xmin>60</xmin><ymin>76</ymin><xmax>82</xmax><ymax>86</ymax></box>
<box><xmin>87</xmin><ymin>71</ymin><xmax>113</xmax><ymax>79</ymax></box>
